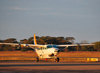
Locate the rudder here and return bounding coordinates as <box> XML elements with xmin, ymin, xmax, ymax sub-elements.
<box><xmin>34</xmin><ymin>34</ymin><xmax>37</xmax><ymax>45</ymax></box>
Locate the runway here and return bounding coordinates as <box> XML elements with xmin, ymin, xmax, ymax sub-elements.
<box><xmin>0</xmin><ymin>62</ymin><xmax>100</xmax><ymax>73</ymax></box>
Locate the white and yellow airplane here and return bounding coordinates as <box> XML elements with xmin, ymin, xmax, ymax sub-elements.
<box><xmin>0</xmin><ymin>34</ymin><xmax>94</xmax><ymax>62</ymax></box>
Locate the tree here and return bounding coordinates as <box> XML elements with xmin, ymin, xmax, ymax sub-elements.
<box><xmin>0</xmin><ymin>40</ymin><xmax>3</xmax><ymax>42</ymax></box>
<box><xmin>27</xmin><ymin>37</ymin><xmax>34</xmax><ymax>44</ymax></box>
<box><xmin>93</xmin><ymin>41</ymin><xmax>100</xmax><ymax>51</ymax></box>
<box><xmin>37</xmin><ymin>38</ymin><xmax>45</xmax><ymax>44</ymax></box>
<box><xmin>4</xmin><ymin>38</ymin><xmax>18</xmax><ymax>43</ymax></box>
<box><xmin>66</xmin><ymin>37</ymin><xmax>75</xmax><ymax>44</ymax></box>
<box><xmin>56</xmin><ymin>37</ymin><xmax>66</xmax><ymax>44</ymax></box>
<box><xmin>20</xmin><ymin>39</ymin><xmax>28</xmax><ymax>44</ymax></box>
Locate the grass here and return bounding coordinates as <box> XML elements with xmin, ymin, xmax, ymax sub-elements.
<box><xmin>0</xmin><ymin>51</ymin><xmax>100</xmax><ymax>62</ymax></box>
<box><xmin>58</xmin><ymin>51</ymin><xmax>100</xmax><ymax>57</ymax></box>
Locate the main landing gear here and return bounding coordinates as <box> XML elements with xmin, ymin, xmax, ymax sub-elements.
<box><xmin>35</xmin><ymin>57</ymin><xmax>59</xmax><ymax>62</ymax></box>
<box><xmin>55</xmin><ymin>57</ymin><xmax>59</xmax><ymax>62</ymax></box>
<box><xmin>36</xmin><ymin>57</ymin><xmax>39</xmax><ymax>62</ymax></box>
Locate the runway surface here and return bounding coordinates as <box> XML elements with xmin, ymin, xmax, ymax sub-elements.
<box><xmin>0</xmin><ymin>62</ymin><xmax>100</xmax><ymax>73</ymax></box>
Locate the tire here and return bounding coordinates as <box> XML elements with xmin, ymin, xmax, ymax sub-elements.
<box><xmin>55</xmin><ymin>57</ymin><xmax>59</xmax><ymax>62</ymax></box>
<box><xmin>36</xmin><ymin>57</ymin><xmax>39</xmax><ymax>62</ymax></box>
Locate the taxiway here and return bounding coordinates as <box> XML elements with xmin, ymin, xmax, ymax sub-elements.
<box><xmin>0</xmin><ymin>62</ymin><xmax>100</xmax><ymax>73</ymax></box>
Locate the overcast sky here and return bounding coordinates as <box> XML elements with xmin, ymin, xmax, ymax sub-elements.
<box><xmin>0</xmin><ymin>0</ymin><xmax>100</xmax><ymax>43</ymax></box>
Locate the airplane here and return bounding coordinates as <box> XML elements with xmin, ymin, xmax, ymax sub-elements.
<box><xmin>0</xmin><ymin>34</ymin><xmax>94</xmax><ymax>62</ymax></box>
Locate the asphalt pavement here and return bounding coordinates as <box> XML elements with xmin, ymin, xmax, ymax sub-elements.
<box><xmin>0</xmin><ymin>62</ymin><xmax>100</xmax><ymax>73</ymax></box>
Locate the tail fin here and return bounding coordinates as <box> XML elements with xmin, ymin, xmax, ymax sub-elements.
<box><xmin>34</xmin><ymin>34</ymin><xmax>37</xmax><ymax>45</ymax></box>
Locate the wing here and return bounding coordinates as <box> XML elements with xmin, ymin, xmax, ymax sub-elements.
<box><xmin>0</xmin><ymin>43</ymin><xmax>19</xmax><ymax>46</ymax></box>
<box><xmin>57</xmin><ymin>44</ymin><xmax>94</xmax><ymax>47</ymax></box>
<box><xmin>0</xmin><ymin>43</ymin><xmax>45</xmax><ymax>49</ymax></box>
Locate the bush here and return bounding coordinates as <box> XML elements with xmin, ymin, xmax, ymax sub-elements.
<box><xmin>94</xmin><ymin>41</ymin><xmax>100</xmax><ymax>51</ymax></box>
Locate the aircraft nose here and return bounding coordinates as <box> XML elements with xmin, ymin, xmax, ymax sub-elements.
<box><xmin>56</xmin><ymin>49</ymin><xmax>60</xmax><ymax>52</ymax></box>
<box><xmin>54</xmin><ymin>48</ymin><xmax>60</xmax><ymax>52</ymax></box>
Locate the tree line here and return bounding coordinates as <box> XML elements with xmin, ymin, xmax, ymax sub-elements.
<box><xmin>0</xmin><ymin>36</ymin><xmax>100</xmax><ymax>51</ymax></box>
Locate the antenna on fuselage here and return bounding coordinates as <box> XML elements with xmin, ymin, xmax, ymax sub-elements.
<box><xmin>34</xmin><ymin>34</ymin><xmax>37</xmax><ymax>45</ymax></box>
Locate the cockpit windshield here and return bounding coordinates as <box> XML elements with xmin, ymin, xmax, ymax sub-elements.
<box><xmin>47</xmin><ymin>45</ymin><xmax>57</xmax><ymax>48</ymax></box>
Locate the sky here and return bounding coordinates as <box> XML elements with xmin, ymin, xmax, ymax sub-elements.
<box><xmin>0</xmin><ymin>0</ymin><xmax>100</xmax><ymax>43</ymax></box>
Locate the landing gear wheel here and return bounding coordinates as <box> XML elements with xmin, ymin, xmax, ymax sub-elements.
<box><xmin>36</xmin><ymin>57</ymin><xmax>39</xmax><ymax>62</ymax></box>
<box><xmin>55</xmin><ymin>57</ymin><xmax>59</xmax><ymax>62</ymax></box>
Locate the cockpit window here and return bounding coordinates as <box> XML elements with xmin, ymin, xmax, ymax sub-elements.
<box><xmin>47</xmin><ymin>45</ymin><xmax>57</xmax><ymax>48</ymax></box>
<box><xmin>52</xmin><ymin>45</ymin><xmax>57</xmax><ymax>48</ymax></box>
<box><xmin>47</xmin><ymin>45</ymin><xmax>52</xmax><ymax>48</ymax></box>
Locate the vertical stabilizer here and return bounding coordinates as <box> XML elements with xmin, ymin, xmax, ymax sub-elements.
<box><xmin>34</xmin><ymin>34</ymin><xmax>37</xmax><ymax>45</ymax></box>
